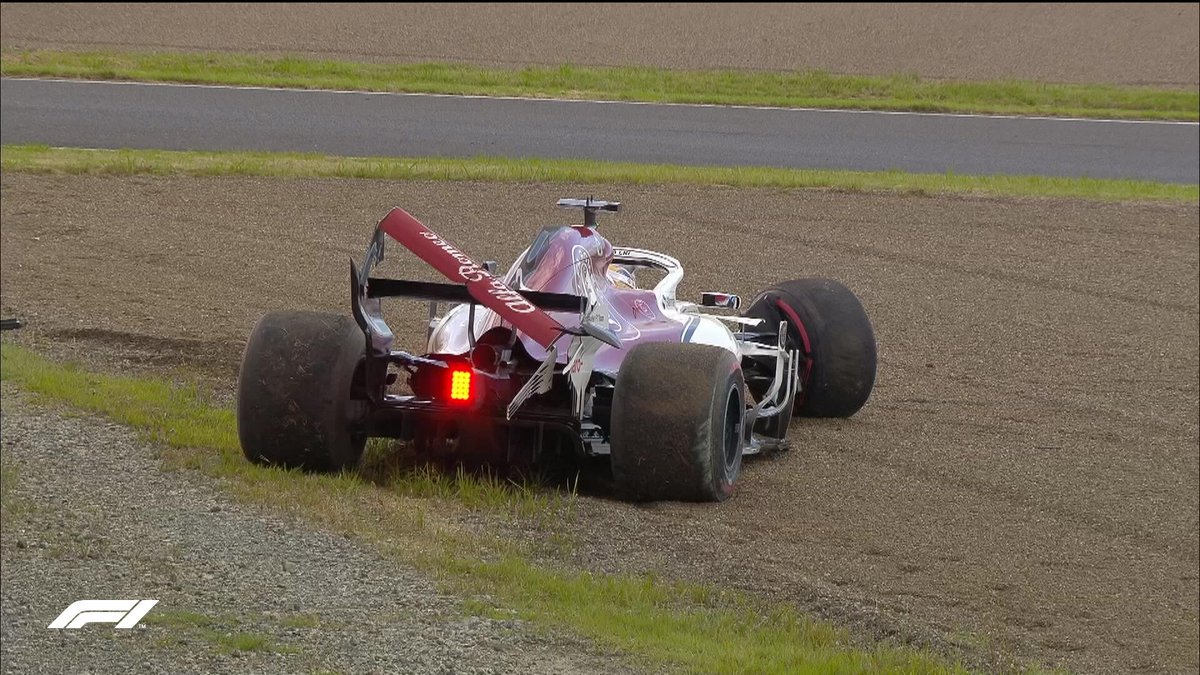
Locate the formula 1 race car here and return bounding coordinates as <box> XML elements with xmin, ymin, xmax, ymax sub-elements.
<box><xmin>236</xmin><ymin>199</ymin><xmax>876</xmax><ymax>502</ymax></box>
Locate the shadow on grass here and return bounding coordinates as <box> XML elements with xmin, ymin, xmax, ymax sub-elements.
<box><xmin>355</xmin><ymin>425</ymin><xmax>786</xmax><ymax>509</ymax></box>
<box><xmin>355</xmin><ymin>431</ymin><xmax>617</xmax><ymax>500</ymax></box>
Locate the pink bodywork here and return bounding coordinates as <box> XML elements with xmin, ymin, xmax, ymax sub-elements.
<box><xmin>505</xmin><ymin>225</ymin><xmax>689</xmax><ymax>374</ymax></box>
<box><xmin>383</xmin><ymin>207</ymin><xmax>689</xmax><ymax>375</ymax></box>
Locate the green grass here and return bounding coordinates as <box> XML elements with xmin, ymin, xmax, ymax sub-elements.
<box><xmin>2</xmin><ymin>49</ymin><xmax>1196</xmax><ymax>121</ymax></box>
<box><xmin>0</xmin><ymin>342</ymin><xmax>568</xmax><ymax>523</ymax></box>
<box><xmin>211</xmin><ymin>632</ymin><xmax>285</xmax><ymax>654</ymax></box>
<box><xmin>451</xmin><ymin>554</ymin><xmax>959</xmax><ymax>674</ymax></box>
<box><xmin>3</xmin><ymin>144</ymin><xmax>1194</xmax><ymax>202</ymax></box>
<box><xmin>144</xmin><ymin>609</ymin><xmax>218</xmax><ymax>629</ymax></box>
<box><xmin>144</xmin><ymin>610</ymin><xmax>297</xmax><ymax>654</ymax></box>
<box><xmin>357</xmin><ymin>438</ymin><xmax>578</xmax><ymax>523</ymax></box>
<box><xmin>280</xmin><ymin>614</ymin><xmax>321</xmax><ymax>630</ymax></box>
<box><xmin>0</xmin><ymin>342</ymin><xmax>974</xmax><ymax>674</ymax></box>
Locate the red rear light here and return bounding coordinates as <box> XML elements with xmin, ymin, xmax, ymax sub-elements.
<box><xmin>449</xmin><ymin>369</ymin><xmax>473</xmax><ymax>402</ymax></box>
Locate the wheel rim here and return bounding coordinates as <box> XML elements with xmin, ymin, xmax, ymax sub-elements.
<box><xmin>721</xmin><ymin>383</ymin><xmax>743</xmax><ymax>472</ymax></box>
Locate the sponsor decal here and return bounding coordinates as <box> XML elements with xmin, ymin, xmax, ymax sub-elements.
<box><xmin>419</xmin><ymin>231</ymin><xmax>535</xmax><ymax>314</ymax></box>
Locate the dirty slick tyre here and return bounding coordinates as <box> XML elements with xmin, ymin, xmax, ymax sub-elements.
<box><xmin>744</xmin><ymin>278</ymin><xmax>876</xmax><ymax>418</ymax></box>
<box><xmin>237</xmin><ymin>311</ymin><xmax>367</xmax><ymax>472</ymax></box>
<box><xmin>610</xmin><ymin>343</ymin><xmax>745</xmax><ymax>502</ymax></box>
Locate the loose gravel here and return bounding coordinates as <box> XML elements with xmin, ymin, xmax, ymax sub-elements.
<box><xmin>0</xmin><ymin>386</ymin><xmax>633</xmax><ymax>675</ymax></box>
<box><xmin>2</xmin><ymin>3</ymin><xmax>1196</xmax><ymax>86</ymax></box>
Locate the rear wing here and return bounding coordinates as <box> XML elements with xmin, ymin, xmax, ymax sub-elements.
<box><xmin>365</xmin><ymin>277</ymin><xmax>584</xmax><ymax>312</ymax></box>
<box><xmin>350</xmin><ymin>205</ymin><xmax>621</xmax><ymax>423</ymax></box>
<box><xmin>351</xmin><ymin>207</ymin><xmax>596</xmax><ymax>357</ymax></box>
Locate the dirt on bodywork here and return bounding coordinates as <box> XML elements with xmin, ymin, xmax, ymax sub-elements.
<box><xmin>1</xmin><ymin>174</ymin><xmax>1197</xmax><ymax>673</ymax></box>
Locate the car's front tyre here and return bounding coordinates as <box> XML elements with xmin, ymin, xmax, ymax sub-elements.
<box><xmin>743</xmin><ymin>278</ymin><xmax>876</xmax><ymax>418</ymax></box>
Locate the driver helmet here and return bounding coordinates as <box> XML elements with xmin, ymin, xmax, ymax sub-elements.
<box><xmin>607</xmin><ymin>264</ymin><xmax>637</xmax><ymax>290</ymax></box>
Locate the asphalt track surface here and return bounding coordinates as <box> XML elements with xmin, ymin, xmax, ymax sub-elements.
<box><xmin>3</xmin><ymin>78</ymin><xmax>1198</xmax><ymax>183</ymax></box>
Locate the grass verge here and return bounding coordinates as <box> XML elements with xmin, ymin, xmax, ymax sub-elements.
<box><xmin>145</xmin><ymin>610</ymin><xmax>299</xmax><ymax>655</ymax></box>
<box><xmin>0</xmin><ymin>342</ymin><xmax>970</xmax><ymax>674</ymax></box>
<box><xmin>3</xmin><ymin>144</ymin><xmax>1194</xmax><ymax>202</ymax></box>
<box><xmin>2</xmin><ymin>49</ymin><xmax>1196</xmax><ymax>121</ymax></box>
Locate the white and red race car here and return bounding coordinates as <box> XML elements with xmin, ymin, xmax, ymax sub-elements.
<box><xmin>237</xmin><ymin>199</ymin><xmax>876</xmax><ymax>502</ymax></box>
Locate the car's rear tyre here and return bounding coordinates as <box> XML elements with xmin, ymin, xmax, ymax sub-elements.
<box><xmin>237</xmin><ymin>311</ymin><xmax>367</xmax><ymax>471</ymax></box>
<box><xmin>610</xmin><ymin>343</ymin><xmax>745</xmax><ymax>502</ymax></box>
<box><xmin>743</xmin><ymin>278</ymin><xmax>876</xmax><ymax>418</ymax></box>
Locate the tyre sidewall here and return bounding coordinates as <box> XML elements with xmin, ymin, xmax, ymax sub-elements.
<box><xmin>705</xmin><ymin>359</ymin><xmax>744</xmax><ymax>500</ymax></box>
<box><xmin>237</xmin><ymin>312</ymin><xmax>367</xmax><ymax>471</ymax></box>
